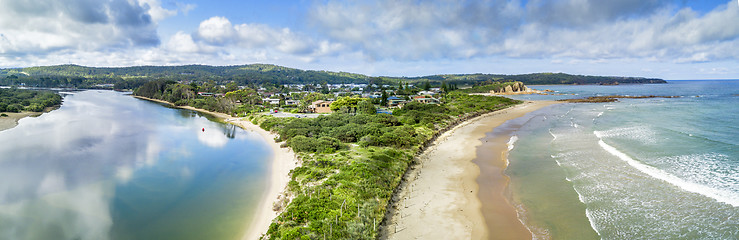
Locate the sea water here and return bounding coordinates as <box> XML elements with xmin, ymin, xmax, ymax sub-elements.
<box><xmin>0</xmin><ymin>91</ymin><xmax>271</xmax><ymax>240</ymax></box>
<box><xmin>503</xmin><ymin>81</ymin><xmax>738</xmax><ymax>239</ymax></box>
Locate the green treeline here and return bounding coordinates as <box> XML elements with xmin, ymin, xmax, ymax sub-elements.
<box><xmin>0</xmin><ymin>88</ymin><xmax>62</xmax><ymax>112</ymax></box>
<box><xmin>133</xmin><ymin>80</ymin><xmax>262</xmax><ymax>115</ymax></box>
<box><xmin>252</xmin><ymin>92</ymin><xmax>519</xmax><ymax>239</ymax></box>
<box><xmin>1</xmin><ymin>64</ymin><xmax>666</xmax><ymax>89</ymax></box>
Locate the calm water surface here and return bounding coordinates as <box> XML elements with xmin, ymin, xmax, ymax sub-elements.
<box><xmin>0</xmin><ymin>90</ymin><xmax>271</xmax><ymax>240</ymax></box>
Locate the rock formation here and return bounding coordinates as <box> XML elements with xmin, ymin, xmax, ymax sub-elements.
<box><xmin>490</xmin><ymin>81</ymin><xmax>539</xmax><ymax>95</ymax></box>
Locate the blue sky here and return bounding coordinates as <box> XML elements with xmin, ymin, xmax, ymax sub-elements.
<box><xmin>1</xmin><ymin>0</ymin><xmax>737</xmax><ymax>79</ymax></box>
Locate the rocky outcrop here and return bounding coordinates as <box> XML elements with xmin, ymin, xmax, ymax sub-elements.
<box><xmin>490</xmin><ymin>81</ymin><xmax>539</xmax><ymax>95</ymax></box>
<box><xmin>559</xmin><ymin>95</ymin><xmax>680</xmax><ymax>103</ymax></box>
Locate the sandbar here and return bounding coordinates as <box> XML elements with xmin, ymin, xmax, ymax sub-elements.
<box><xmin>0</xmin><ymin>112</ymin><xmax>42</xmax><ymax>132</ymax></box>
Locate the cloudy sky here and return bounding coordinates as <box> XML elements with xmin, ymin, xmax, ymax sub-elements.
<box><xmin>1</xmin><ymin>0</ymin><xmax>737</xmax><ymax>79</ymax></box>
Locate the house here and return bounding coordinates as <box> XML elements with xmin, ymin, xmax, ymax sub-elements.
<box><xmin>413</xmin><ymin>95</ymin><xmax>440</xmax><ymax>104</ymax></box>
<box><xmin>309</xmin><ymin>100</ymin><xmax>333</xmax><ymax>113</ymax></box>
<box><xmin>285</xmin><ymin>100</ymin><xmax>300</xmax><ymax>106</ymax></box>
<box><xmin>387</xmin><ymin>96</ymin><xmax>405</xmax><ymax>107</ymax></box>
<box><xmin>262</xmin><ymin>98</ymin><xmax>280</xmax><ymax>105</ymax></box>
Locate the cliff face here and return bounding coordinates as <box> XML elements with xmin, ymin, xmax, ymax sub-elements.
<box><xmin>490</xmin><ymin>81</ymin><xmax>538</xmax><ymax>95</ymax></box>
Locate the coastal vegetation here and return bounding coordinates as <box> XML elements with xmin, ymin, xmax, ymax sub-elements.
<box><xmin>0</xmin><ymin>88</ymin><xmax>62</xmax><ymax>112</ymax></box>
<box><xmin>251</xmin><ymin>93</ymin><xmax>519</xmax><ymax>239</ymax></box>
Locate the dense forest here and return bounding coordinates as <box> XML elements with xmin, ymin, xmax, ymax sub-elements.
<box><xmin>0</xmin><ymin>64</ymin><xmax>666</xmax><ymax>89</ymax></box>
<box><xmin>252</xmin><ymin>92</ymin><xmax>520</xmax><ymax>239</ymax></box>
<box><xmin>0</xmin><ymin>88</ymin><xmax>62</xmax><ymax>112</ymax></box>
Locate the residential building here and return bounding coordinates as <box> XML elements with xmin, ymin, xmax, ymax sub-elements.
<box><xmin>262</xmin><ymin>98</ymin><xmax>280</xmax><ymax>105</ymax></box>
<box><xmin>309</xmin><ymin>100</ymin><xmax>333</xmax><ymax>113</ymax></box>
<box><xmin>387</xmin><ymin>96</ymin><xmax>405</xmax><ymax>107</ymax></box>
<box><xmin>413</xmin><ymin>95</ymin><xmax>440</xmax><ymax>104</ymax></box>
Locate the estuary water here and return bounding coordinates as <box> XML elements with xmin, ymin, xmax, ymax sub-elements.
<box><xmin>500</xmin><ymin>81</ymin><xmax>738</xmax><ymax>239</ymax></box>
<box><xmin>0</xmin><ymin>91</ymin><xmax>271</xmax><ymax>240</ymax></box>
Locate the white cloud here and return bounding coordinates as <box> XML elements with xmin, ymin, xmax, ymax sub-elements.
<box><xmin>138</xmin><ymin>0</ymin><xmax>177</xmax><ymax>22</ymax></box>
<box><xmin>193</xmin><ymin>16</ymin><xmax>344</xmax><ymax>58</ymax></box>
<box><xmin>196</xmin><ymin>16</ymin><xmax>236</xmax><ymax>45</ymax></box>
<box><xmin>167</xmin><ymin>31</ymin><xmax>201</xmax><ymax>53</ymax></box>
<box><xmin>303</xmin><ymin>0</ymin><xmax>739</xmax><ymax>65</ymax></box>
<box><xmin>0</xmin><ymin>0</ymin><xmax>194</xmax><ymax>56</ymax></box>
<box><xmin>0</xmin><ymin>0</ymin><xmax>164</xmax><ymax>55</ymax></box>
<box><xmin>1</xmin><ymin>0</ymin><xmax>737</xmax><ymax>79</ymax></box>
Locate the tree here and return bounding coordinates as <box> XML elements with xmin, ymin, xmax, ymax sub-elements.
<box><xmin>225</xmin><ymin>87</ymin><xmax>260</xmax><ymax>105</ymax></box>
<box><xmin>224</xmin><ymin>82</ymin><xmax>239</xmax><ymax>92</ymax></box>
<box><xmin>330</xmin><ymin>97</ymin><xmax>365</xmax><ymax>112</ymax></box>
<box><xmin>357</xmin><ymin>100</ymin><xmax>376</xmax><ymax>115</ymax></box>
<box><xmin>423</xmin><ymin>81</ymin><xmax>431</xmax><ymax>91</ymax></box>
<box><xmin>380</xmin><ymin>91</ymin><xmax>388</xmax><ymax>107</ymax></box>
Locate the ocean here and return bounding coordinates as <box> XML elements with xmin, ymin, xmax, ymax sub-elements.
<box><xmin>502</xmin><ymin>81</ymin><xmax>738</xmax><ymax>239</ymax></box>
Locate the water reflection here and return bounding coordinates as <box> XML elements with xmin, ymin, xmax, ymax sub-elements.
<box><xmin>0</xmin><ymin>91</ymin><xmax>270</xmax><ymax>240</ymax></box>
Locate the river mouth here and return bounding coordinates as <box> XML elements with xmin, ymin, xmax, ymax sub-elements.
<box><xmin>0</xmin><ymin>90</ymin><xmax>271</xmax><ymax>240</ymax></box>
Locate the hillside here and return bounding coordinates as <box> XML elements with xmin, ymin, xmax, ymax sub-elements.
<box><xmin>0</xmin><ymin>64</ymin><xmax>666</xmax><ymax>88</ymax></box>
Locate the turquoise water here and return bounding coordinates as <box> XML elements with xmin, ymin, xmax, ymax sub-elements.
<box><xmin>503</xmin><ymin>81</ymin><xmax>738</xmax><ymax>239</ymax></box>
<box><xmin>0</xmin><ymin>91</ymin><xmax>271</xmax><ymax>240</ymax></box>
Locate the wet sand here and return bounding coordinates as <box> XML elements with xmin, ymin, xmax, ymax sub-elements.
<box><xmin>382</xmin><ymin>101</ymin><xmax>558</xmax><ymax>240</ymax></box>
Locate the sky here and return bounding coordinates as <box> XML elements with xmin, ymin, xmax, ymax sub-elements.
<box><xmin>0</xmin><ymin>0</ymin><xmax>738</xmax><ymax>79</ymax></box>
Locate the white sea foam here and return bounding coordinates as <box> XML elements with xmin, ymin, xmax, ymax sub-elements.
<box><xmin>548</xmin><ymin>129</ymin><xmax>557</xmax><ymax>141</ymax></box>
<box><xmin>507</xmin><ymin>135</ymin><xmax>519</xmax><ymax>151</ymax></box>
<box><xmin>594</xmin><ymin>126</ymin><xmax>657</xmax><ymax>145</ymax></box>
<box><xmin>597</xmin><ymin>138</ymin><xmax>739</xmax><ymax>207</ymax></box>
<box><xmin>585</xmin><ymin>208</ymin><xmax>602</xmax><ymax>238</ymax></box>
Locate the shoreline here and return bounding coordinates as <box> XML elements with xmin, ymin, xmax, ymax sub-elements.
<box><xmin>0</xmin><ymin>104</ymin><xmax>60</xmax><ymax>132</ymax></box>
<box><xmin>382</xmin><ymin>100</ymin><xmax>559</xmax><ymax>239</ymax></box>
<box><xmin>132</xmin><ymin>96</ymin><xmax>297</xmax><ymax>240</ymax></box>
<box><xmin>0</xmin><ymin>112</ymin><xmax>41</xmax><ymax>132</ymax></box>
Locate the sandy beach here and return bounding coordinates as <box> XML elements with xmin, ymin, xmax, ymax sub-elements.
<box><xmin>382</xmin><ymin>101</ymin><xmax>558</xmax><ymax>240</ymax></box>
<box><xmin>132</xmin><ymin>96</ymin><xmax>297</xmax><ymax>240</ymax></box>
<box><xmin>0</xmin><ymin>112</ymin><xmax>42</xmax><ymax>132</ymax></box>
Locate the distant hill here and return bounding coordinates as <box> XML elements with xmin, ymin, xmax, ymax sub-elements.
<box><xmin>0</xmin><ymin>64</ymin><xmax>666</xmax><ymax>88</ymax></box>
<box><xmin>406</xmin><ymin>72</ymin><xmax>665</xmax><ymax>85</ymax></box>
